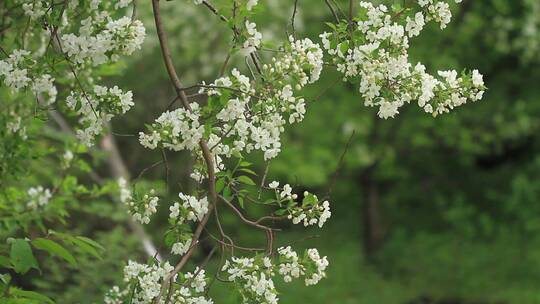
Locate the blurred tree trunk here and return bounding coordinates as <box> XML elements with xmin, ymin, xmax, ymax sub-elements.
<box><xmin>361</xmin><ymin>166</ymin><xmax>385</xmax><ymax>258</ymax></box>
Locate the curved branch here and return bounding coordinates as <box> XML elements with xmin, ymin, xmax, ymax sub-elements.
<box><xmin>151</xmin><ymin>0</ymin><xmax>219</xmax><ymax>302</ymax></box>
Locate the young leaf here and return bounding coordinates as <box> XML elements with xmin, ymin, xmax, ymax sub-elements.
<box><xmin>238</xmin><ymin>196</ymin><xmax>245</xmax><ymax>209</ymax></box>
<box><xmin>71</xmin><ymin>238</ymin><xmax>102</xmax><ymax>260</ymax></box>
<box><xmin>31</xmin><ymin>238</ymin><xmax>77</xmax><ymax>267</ymax></box>
<box><xmin>0</xmin><ymin>255</ymin><xmax>11</xmax><ymax>268</ymax></box>
<box><xmin>215</xmin><ymin>178</ymin><xmax>226</xmax><ymax>194</ymax></box>
<box><xmin>10</xmin><ymin>239</ymin><xmax>39</xmax><ymax>274</ymax></box>
<box><xmin>237</xmin><ymin>175</ymin><xmax>256</xmax><ymax>186</ymax></box>
<box><xmin>239</xmin><ymin>168</ymin><xmax>257</xmax><ymax>176</ymax></box>
<box><xmin>10</xmin><ymin>288</ymin><xmax>55</xmax><ymax>304</ymax></box>
<box><xmin>75</xmin><ymin>236</ymin><xmax>105</xmax><ymax>251</ymax></box>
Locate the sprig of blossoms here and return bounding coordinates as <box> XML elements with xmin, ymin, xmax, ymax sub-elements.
<box><xmin>27</xmin><ymin>186</ymin><xmax>52</xmax><ymax>210</ymax></box>
<box><xmin>105</xmin><ymin>261</ymin><xmax>213</xmax><ymax>304</ymax></box>
<box><xmin>6</xmin><ymin>115</ymin><xmax>28</xmax><ymax>140</ymax></box>
<box><xmin>18</xmin><ymin>0</ymin><xmax>47</xmax><ymax>20</ymax></box>
<box><xmin>269</xmin><ymin>182</ymin><xmax>331</xmax><ymax>228</ymax></box>
<box><xmin>0</xmin><ymin>49</ymin><xmax>57</xmax><ymax>105</ymax></box>
<box><xmin>140</xmin><ymin>37</ymin><xmax>324</xmax><ymax>185</ymax></box>
<box><xmin>118</xmin><ymin>178</ymin><xmax>159</xmax><ymax>224</ymax></box>
<box><xmin>66</xmin><ymin>85</ymin><xmax>134</xmax><ymax>146</ymax></box>
<box><xmin>61</xmin><ymin>13</ymin><xmax>145</xmax><ymax>66</ymax></box>
<box><xmin>418</xmin><ymin>0</ymin><xmax>463</xmax><ymax>29</ymax></box>
<box><xmin>243</xmin><ymin>21</ymin><xmax>263</xmax><ymax>54</ymax></box>
<box><xmin>319</xmin><ymin>1</ymin><xmax>486</xmax><ymax>119</ymax></box>
<box><xmin>169</xmin><ymin>193</ymin><xmax>209</xmax><ymax>224</ymax></box>
<box><xmin>139</xmin><ymin>103</ymin><xmax>204</xmax><ymax>151</ymax></box>
<box><xmin>167</xmin><ymin>193</ymin><xmax>209</xmax><ymax>256</ymax></box>
<box><xmin>221</xmin><ymin>256</ymin><xmax>278</xmax><ymax>304</ymax></box>
<box><xmin>222</xmin><ymin>247</ymin><xmax>328</xmax><ymax>304</ymax></box>
<box><xmin>277</xmin><ymin>246</ymin><xmax>328</xmax><ymax>285</ymax></box>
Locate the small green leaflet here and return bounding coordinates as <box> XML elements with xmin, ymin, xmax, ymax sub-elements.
<box><xmin>10</xmin><ymin>288</ymin><xmax>55</xmax><ymax>304</ymax></box>
<box><xmin>31</xmin><ymin>238</ymin><xmax>77</xmax><ymax>267</ymax></box>
<box><xmin>10</xmin><ymin>239</ymin><xmax>39</xmax><ymax>274</ymax></box>
<box><xmin>237</xmin><ymin>175</ymin><xmax>256</xmax><ymax>186</ymax></box>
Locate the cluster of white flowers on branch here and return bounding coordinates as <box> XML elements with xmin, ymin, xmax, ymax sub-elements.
<box><xmin>139</xmin><ymin>36</ymin><xmax>324</xmax><ymax>181</ymax></box>
<box><xmin>118</xmin><ymin>178</ymin><xmax>159</xmax><ymax>225</ymax></box>
<box><xmin>1</xmin><ymin>0</ymin><xmax>145</xmax><ymax>148</ymax></box>
<box><xmin>268</xmin><ymin>182</ymin><xmax>332</xmax><ymax>228</ymax></box>
<box><xmin>167</xmin><ymin>193</ymin><xmax>209</xmax><ymax>255</ymax></box>
<box><xmin>105</xmin><ymin>261</ymin><xmax>213</xmax><ymax>304</ymax></box>
<box><xmin>319</xmin><ymin>0</ymin><xmax>485</xmax><ymax>119</ymax></box>
<box><xmin>27</xmin><ymin>186</ymin><xmax>52</xmax><ymax>210</ymax></box>
<box><xmin>60</xmin><ymin>4</ymin><xmax>145</xmax><ymax>67</ymax></box>
<box><xmin>139</xmin><ymin>103</ymin><xmax>204</xmax><ymax>152</ymax></box>
<box><xmin>221</xmin><ymin>247</ymin><xmax>328</xmax><ymax>304</ymax></box>
<box><xmin>0</xmin><ymin>49</ymin><xmax>57</xmax><ymax>105</ymax></box>
<box><xmin>67</xmin><ymin>85</ymin><xmax>134</xmax><ymax>146</ymax></box>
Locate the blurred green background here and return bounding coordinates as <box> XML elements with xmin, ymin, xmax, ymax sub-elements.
<box><xmin>19</xmin><ymin>0</ymin><xmax>540</xmax><ymax>303</ymax></box>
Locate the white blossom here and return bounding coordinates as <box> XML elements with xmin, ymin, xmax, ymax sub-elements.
<box><xmin>27</xmin><ymin>186</ymin><xmax>52</xmax><ymax>210</ymax></box>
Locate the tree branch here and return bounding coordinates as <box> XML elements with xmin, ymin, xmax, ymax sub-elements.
<box><xmin>151</xmin><ymin>0</ymin><xmax>219</xmax><ymax>301</ymax></box>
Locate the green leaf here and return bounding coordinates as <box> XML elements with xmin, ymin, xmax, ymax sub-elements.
<box><xmin>223</xmin><ymin>187</ymin><xmax>233</xmax><ymax>202</ymax></box>
<box><xmin>275</xmin><ymin>209</ymin><xmax>288</xmax><ymax>216</ymax></box>
<box><xmin>71</xmin><ymin>238</ymin><xmax>102</xmax><ymax>260</ymax></box>
<box><xmin>238</xmin><ymin>196</ymin><xmax>244</xmax><ymax>209</ymax></box>
<box><xmin>10</xmin><ymin>239</ymin><xmax>39</xmax><ymax>274</ymax></box>
<box><xmin>238</xmin><ymin>168</ymin><xmax>257</xmax><ymax>176</ymax></box>
<box><xmin>75</xmin><ymin>236</ymin><xmax>105</xmax><ymax>251</ymax></box>
<box><xmin>31</xmin><ymin>238</ymin><xmax>77</xmax><ymax>267</ymax></box>
<box><xmin>215</xmin><ymin>178</ymin><xmax>226</xmax><ymax>194</ymax></box>
<box><xmin>237</xmin><ymin>175</ymin><xmax>256</xmax><ymax>186</ymax></box>
<box><xmin>239</xmin><ymin>161</ymin><xmax>252</xmax><ymax>167</ymax></box>
<box><xmin>0</xmin><ymin>255</ymin><xmax>11</xmax><ymax>268</ymax></box>
<box><xmin>10</xmin><ymin>288</ymin><xmax>55</xmax><ymax>304</ymax></box>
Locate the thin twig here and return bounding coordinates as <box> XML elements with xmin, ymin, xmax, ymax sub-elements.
<box><xmin>324</xmin><ymin>130</ymin><xmax>355</xmax><ymax>199</ymax></box>
<box><xmin>324</xmin><ymin>0</ymin><xmax>340</xmax><ymax>23</ymax></box>
<box><xmin>151</xmin><ymin>0</ymin><xmax>218</xmax><ymax>301</ymax></box>
<box><xmin>291</xmin><ymin>0</ymin><xmax>299</xmax><ymax>38</ymax></box>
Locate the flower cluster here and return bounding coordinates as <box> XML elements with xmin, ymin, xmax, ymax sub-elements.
<box><xmin>214</xmin><ymin>37</ymin><xmax>322</xmax><ymax>158</ymax></box>
<box><xmin>62</xmin><ymin>150</ymin><xmax>75</xmax><ymax>169</ymax></box>
<box><xmin>277</xmin><ymin>246</ymin><xmax>328</xmax><ymax>286</ymax></box>
<box><xmin>170</xmin><ymin>193</ymin><xmax>209</xmax><ymax>223</ymax></box>
<box><xmin>269</xmin><ymin>182</ymin><xmax>331</xmax><ymax>228</ymax></box>
<box><xmin>0</xmin><ymin>49</ymin><xmax>57</xmax><ymax>105</ymax></box>
<box><xmin>303</xmin><ymin>248</ymin><xmax>329</xmax><ymax>286</ymax></box>
<box><xmin>243</xmin><ymin>21</ymin><xmax>263</xmax><ymax>54</ymax></box>
<box><xmin>105</xmin><ymin>261</ymin><xmax>213</xmax><ymax>304</ymax></box>
<box><xmin>418</xmin><ymin>0</ymin><xmax>463</xmax><ymax>30</ymax></box>
<box><xmin>222</xmin><ymin>247</ymin><xmax>328</xmax><ymax>303</ymax></box>
<box><xmin>140</xmin><ymin>36</ymin><xmax>324</xmax><ymax>182</ymax></box>
<box><xmin>167</xmin><ymin>193</ymin><xmax>209</xmax><ymax>255</ymax></box>
<box><xmin>27</xmin><ymin>186</ymin><xmax>52</xmax><ymax>210</ymax></box>
<box><xmin>118</xmin><ymin>178</ymin><xmax>159</xmax><ymax>224</ymax></box>
<box><xmin>222</xmin><ymin>256</ymin><xmax>278</xmax><ymax>304</ymax></box>
<box><xmin>320</xmin><ymin>1</ymin><xmax>485</xmax><ymax>118</ymax></box>
<box><xmin>61</xmin><ymin>10</ymin><xmax>145</xmax><ymax>67</ymax></box>
<box><xmin>6</xmin><ymin>115</ymin><xmax>27</xmax><ymax>140</ymax></box>
<box><xmin>66</xmin><ymin>85</ymin><xmax>134</xmax><ymax>146</ymax></box>
<box><xmin>139</xmin><ymin>103</ymin><xmax>204</xmax><ymax>151</ymax></box>
<box><xmin>18</xmin><ymin>0</ymin><xmax>47</xmax><ymax>20</ymax></box>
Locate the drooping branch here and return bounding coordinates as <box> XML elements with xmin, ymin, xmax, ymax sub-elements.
<box><xmin>151</xmin><ymin>0</ymin><xmax>219</xmax><ymax>301</ymax></box>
